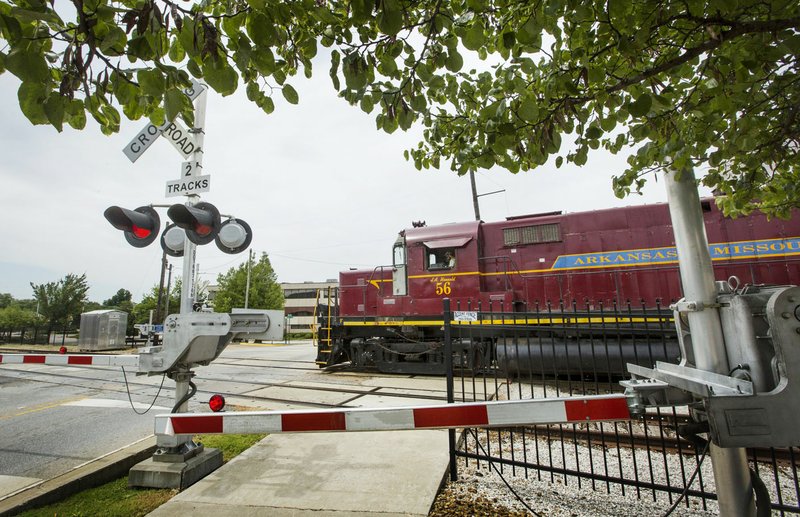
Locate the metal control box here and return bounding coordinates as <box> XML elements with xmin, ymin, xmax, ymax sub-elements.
<box><xmin>79</xmin><ymin>310</ymin><xmax>128</xmax><ymax>351</ymax></box>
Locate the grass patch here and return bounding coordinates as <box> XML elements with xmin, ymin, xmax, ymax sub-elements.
<box><xmin>19</xmin><ymin>477</ymin><xmax>174</xmax><ymax>517</ymax></box>
<box><xmin>195</xmin><ymin>433</ymin><xmax>267</xmax><ymax>462</ymax></box>
<box><xmin>18</xmin><ymin>434</ymin><xmax>267</xmax><ymax>517</ymax></box>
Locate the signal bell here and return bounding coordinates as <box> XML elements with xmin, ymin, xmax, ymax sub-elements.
<box><xmin>104</xmin><ymin>206</ymin><xmax>160</xmax><ymax>248</ymax></box>
<box><xmin>167</xmin><ymin>201</ymin><xmax>221</xmax><ymax>245</ymax></box>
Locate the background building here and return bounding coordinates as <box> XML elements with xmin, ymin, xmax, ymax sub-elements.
<box><xmin>281</xmin><ymin>280</ymin><xmax>338</xmax><ymax>335</ymax></box>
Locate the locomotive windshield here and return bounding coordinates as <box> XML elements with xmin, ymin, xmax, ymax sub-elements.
<box><xmin>392</xmin><ymin>237</ymin><xmax>406</xmax><ymax>267</ymax></box>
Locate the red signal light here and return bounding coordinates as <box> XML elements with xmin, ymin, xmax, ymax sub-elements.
<box><xmin>209</xmin><ymin>394</ymin><xmax>226</xmax><ymax>412</ymax></box>
<box><xmin>59</xmin><ymin>346</ymin><xmax>67</xmax><ymax>354</ymax></box>
<box><xmin>132</xmin><ymin>225</ymin><xmax>152</xmax><ymax>238</ymax></box>
<box><xmin>195</xmin><ymin>224</ymin><xmax>213</xmax><ymax>236</ymax></box>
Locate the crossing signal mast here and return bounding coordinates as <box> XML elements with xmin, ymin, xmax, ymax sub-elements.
<box><xmin>100</xmin><ymin>78</ymin><xmax>264</xmax><ymax>488</ymax></box>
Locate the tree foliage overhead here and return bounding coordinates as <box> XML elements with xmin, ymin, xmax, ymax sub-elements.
<box><xmin>1</xmin><ymin>0</ymin><xmax>798</xmax><ymax>215</ymax></box>
<box><xmin>213</xmin><ymin>252</ymin><xmax>283</xmax><ymax>314</ymax></box>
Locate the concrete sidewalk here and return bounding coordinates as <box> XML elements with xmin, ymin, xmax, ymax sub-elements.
<box><xmin>148</xmin><ymin>430</ymin><xmax>450</xmax><ymax>516</ymax></box>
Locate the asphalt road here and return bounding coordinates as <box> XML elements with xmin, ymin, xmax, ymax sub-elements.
<box><xmin>0</xmin><ymin>341</ymin><xmax>449</xmax><ymax>500</ymax></box>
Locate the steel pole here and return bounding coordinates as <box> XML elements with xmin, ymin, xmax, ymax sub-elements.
<box><xmin>180</xmin><ymin>88</ymin><xmax>207</xmax><ymax>315</ymax></box>
<box><xmin>663</xmin><ymin>168</ymin><xmax>755</xmax><ymax>516</ymax></box>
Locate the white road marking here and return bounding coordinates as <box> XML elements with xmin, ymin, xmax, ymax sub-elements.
<box><xmin>63</xmin><ymin>398</ymin><xmax>170</xmax><ymax>411</ymax></box>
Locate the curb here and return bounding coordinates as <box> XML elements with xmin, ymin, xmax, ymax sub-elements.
<box><xmin>0</xmin><ymin>436</ymin><xmax>157</xmax><ymax>516</ymax></box>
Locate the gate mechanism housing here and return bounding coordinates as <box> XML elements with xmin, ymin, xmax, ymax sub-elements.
<box><xmin>623</xmin><ymin>284</ymin><xmax>800</xmax><ymax>448</ymax></box>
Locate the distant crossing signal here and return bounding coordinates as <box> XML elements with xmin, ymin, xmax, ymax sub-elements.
<box><xmin>167</xmin><ymin>202</ymin><xmax>221</xmax><ymax>245</ymax></box>
<box><xmin>104</xmin><ymin>206</ymin><xmax>161</xmax><ymax>248</ymax></box>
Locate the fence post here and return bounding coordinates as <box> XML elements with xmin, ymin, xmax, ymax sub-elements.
<box><xmin>443</xmin><ymin>298</ymin><xmax>457</xmax><ymax>481</ymax></box>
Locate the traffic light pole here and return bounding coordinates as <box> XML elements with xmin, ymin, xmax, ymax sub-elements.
<box><xmin>663</xmin><ymin>168</ymin><xmax>755</xmax><ymax>516</ymax></box>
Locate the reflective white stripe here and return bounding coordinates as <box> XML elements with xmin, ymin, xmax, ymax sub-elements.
<box><xmin>345</xmin><ymin>407</ymin><xmax>415</xmax><ymax>431</ymax></box>
<box><xmin>223</xmin><ymin>413</ymin><xmax>283</xmax><ymax>434</ymax></box>
<box><xmin>486</xmin><ymin>398</ymin><xmax>567</xmax><ymax>426</ymax></box>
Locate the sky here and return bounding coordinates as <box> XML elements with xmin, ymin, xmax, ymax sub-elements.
<box><xmin>0</xmin><ymin>55</ymin><xmax>690</xmax><ymax>304</ymax></box>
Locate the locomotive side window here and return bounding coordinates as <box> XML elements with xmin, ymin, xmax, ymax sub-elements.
<box><xmin>427</xmin><ymin>247</ymin><xmax>456</xmax><ymax>270</ymax></box>
<box><xmin>503</xmin><ymin>223</ymin><xmax>561</xmax><ymax>246</ymax></box>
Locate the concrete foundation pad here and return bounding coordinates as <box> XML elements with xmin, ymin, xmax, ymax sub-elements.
<box><xmin>148</xmin><ymin>430</ymin><xmax>450</xmax><ymax>516</ymax></box>
<box><xmin>128</xmin><ymin>448</ymin><xmax>223</xmax><ymax>490</ymax></box>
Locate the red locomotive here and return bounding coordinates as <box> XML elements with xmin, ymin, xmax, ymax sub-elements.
<box><xmin>316</xmin><ymin>199</ymin><xmax>800</xmax><ymax>375</ymax></box>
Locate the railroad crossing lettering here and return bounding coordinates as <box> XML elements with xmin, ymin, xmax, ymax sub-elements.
<box><xmin>123</xmin><ymin>121</ymin><xmax>167</xmax><ymax>163</ymax></box>
<box><xmin>162</xmin><ymin>120</ymin><xmax>199</xmax><ymax>159</ymax></box>
<box><xmin>122</xmin><ymin>80</ymin><xmax>207</xmax><ymax>163</ymax></box>
<box><xmin>165</xmin><ymin>175</ymin><xmax>211</xmax><ymax>198</ymax></box>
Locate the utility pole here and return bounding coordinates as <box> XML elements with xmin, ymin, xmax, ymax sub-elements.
<box><xmin>468</xmin><ymin>170</ymin><xmax>504</xmax><ymax>221</ymax></box>
<box><xmin>245</xmin><ymin>248</ymin><xmax>253</xmax><ymax>309</ymax></box>
<box><xmin>663</xmin><ymin>167</ymin><xmax>755</xmax><ymax>516</ymax></box>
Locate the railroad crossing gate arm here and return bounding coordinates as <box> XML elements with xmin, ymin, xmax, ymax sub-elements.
<box><xmin>154</xmin><ymin>394</ymin><xmax>631</xmax><ymax>436</ymax></box>
<box><xmin>0</xmin><ymin>353</ymin><xmax>140</xmax><ymax>367</ymax></box>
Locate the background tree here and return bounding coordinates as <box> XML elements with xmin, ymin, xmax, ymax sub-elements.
<box><xmin>103</xmin><ymin>288</ymin><xmax>133</xmax><ymax>307</ymax></box>
<box><xmin>0</xmin><ymin>305</ymin><xmax>40</xmax><ymax>342</ymax></box>
<box><xmin>213</xmin><ymin>253</ymin><xmax>283</xmax><ymax>314</ymax></box>
<box><xmin>0</xmin><ymin>293</ymin><xmax>13</xmax><ymax>309</ymax></box>
<box><xmin>1</xmin><ymin>1</ymin><xmax>798</xmax><ymax>215</ymax></box>
<box><xmin>30</xmin><ymin>273</ymin><xmax>90</xmax><ymax>330</ymax></box>
<box><xmin>102</xmin><ymin>288</ymin><xmax>135</xmax><ymax>334</ymax></box>
<box><xmin>132</xmin><ymin>282</ymin><xmax>181</xmax><ymax>326</ymax></box>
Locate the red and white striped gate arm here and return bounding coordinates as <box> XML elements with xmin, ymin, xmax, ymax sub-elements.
<box><xmin>155</xmin><ymin>394</ymin><xmax>631</xmax><ymax>436</ymax></box>
<box><xmin>0</xmin><ymin>353</ymin><xmax>140</xmax><ymax>368</ymax></box>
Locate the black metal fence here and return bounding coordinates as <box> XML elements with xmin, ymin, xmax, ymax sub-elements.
<box><xmin>0</xmin><ymin>325</ymin><xmax>75</xmax><ymax>346</ymax></box>
<box><xmin>444</xmin><ymin>298</ymin><xmax>800</xmax><ymax>515</ymax></box>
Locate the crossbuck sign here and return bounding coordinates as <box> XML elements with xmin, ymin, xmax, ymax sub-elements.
<box><xmin>122</xmin><ymin>81</ymin><xmax>206</xmax><ymax>163</ymax></box>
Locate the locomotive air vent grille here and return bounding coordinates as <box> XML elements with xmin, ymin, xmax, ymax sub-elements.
<box><xmin>503</xmin><ymin>223</ymin><xmax>562</xmax><ymax>246</ymax></box>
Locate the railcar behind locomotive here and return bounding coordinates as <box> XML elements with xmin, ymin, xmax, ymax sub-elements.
<box><xmin>315</xmin><ymin>199</ymin><xmax>800</xmax><ymax>375</ymax></box>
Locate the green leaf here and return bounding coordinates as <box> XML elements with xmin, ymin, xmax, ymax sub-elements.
<box><xmin>43</xmin><ymin>94</ymin><xmax>64</xmax><ymax>132</ymax></box>
<box><xmin>251</xmin><ymin>46</ymin><xmax>275</xmax><ymax>76</ymax></box>
<box><xmin>351</xmin><ymin>0</ymin><xmax>373</xmax><ymax>23</ymax></box>
<box><xmin>462</xmin><ymin>23</ymin><xmax>485</xmax><ymax>51</ymax></box>
<box><xmin>5</xmin><ymin>49</ymin><xmax>49</xmax><ymax>82</ymax></box>
<box><xmin>377</xmin><ymin>0</ymin><xmax>402</xmax><ymax>36</ymax></box>
<box><xmin>360</xmin><ymin>95</ymin><xmax>374</xmax><ymax>113</ymax></box>
<box><xmin>137</xmin><ymin>69</ymin><xmax>165</xmax><ymax>97</ymax></box>
<box><xmin>164</xmin><ymin>87</ymin><xmax>190</xmax><ymax>122</ymax></box>
<box><xmin>628</xmin><ymin>93</ymin><xmax>652</xmax><ymax>117</ymax></box>
<box><xmin>585</xmin><ymin>125</ymin><xmax>603</xmax><ymax>139</ymax></box>
<box><xmin>518</xmin><ymin>97</ymin><xmax>538</xmax><ymax>122</ymax></box>
<box><xmin>516</xmin><ymin>17</ymin><xmax>540</xmax><ymax>47</ymax></box>
<box><xmin>343</xmin><ymin>53</ymin><xmax>367</xmax><ymax>90</ymax></box>
<box><xmin>282</xmin><ymin>84</ymin><xmax>299</xmax><ymax>104</ymax></box>
<box><xmin>99</xmin><ymin>26</ymin><xmax>127</xmax><ymax>56</ymax></box>
<box><xmin>65</xmin><ymin>99</ymin><xmax>86</xmax><ymax>130</ymax></box>
<box><xmin>444</xmin><ymin>50</ymin><xmax>463</xmax><ymax>73</ymax></box>
<box><xmin>202</xmin><ymin>60</ymin><xmax>239</xmax><ymax>96</ymax></box>
<box><xmin>246</xmin><ymin>12</ymin><xmax>274</xmax><ymax>47</ymax></box>
<box><xmin>329</xmin><ymin>50</ymin><xmax>341</xmax><ymax>91</ymax></box>
<box><xmin>258</xmin><ymin>95</ymin><xmax>275</xmax><ymax>114</ymax></box>
<box><xmin>17</xmin><ymin>82</ymin><xmax>49</xmax><ymax>125</ymax></box>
